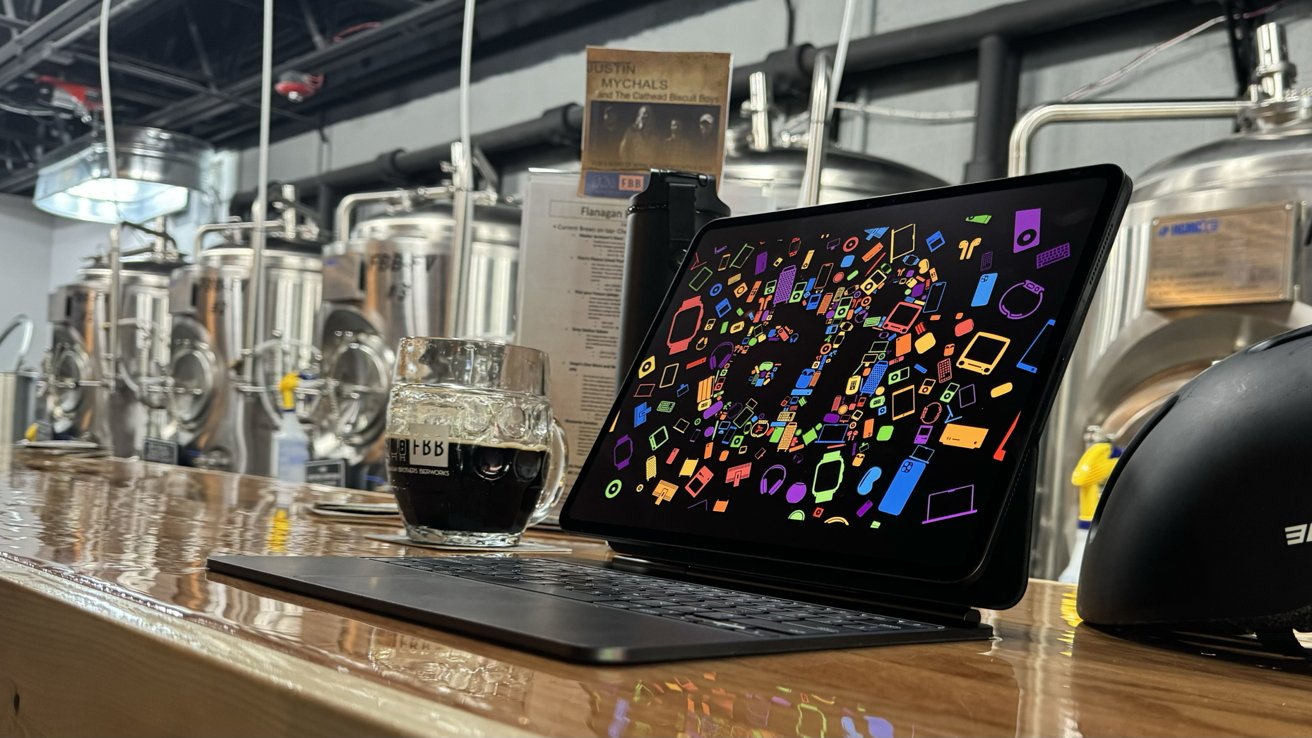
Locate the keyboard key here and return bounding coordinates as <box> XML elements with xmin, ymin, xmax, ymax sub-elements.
<box><xmin>735</xmin><ymin>619</ymin><xmax>840</xmax><ymax>636</ymax></box>
<box><xmin>685</xmin><ymin>616</ymin><xmax>749</xmax><ymax>631</ymax></box>
<box><xmin>696</xmin><ymin>611</ymin><xmax>744</xmax><ymax>621</ymax></box>
<box><xmin>841</xmin><ymin>622</ymin><xmax>903</xmax><ymax>632</ymax></box>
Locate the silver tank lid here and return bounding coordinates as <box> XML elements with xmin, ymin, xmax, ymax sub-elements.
<box><xmin>722</xmin><ymin>118</ymin><xmax>946</xmax><ymax>198</ymax></box>
<box><xmin>350</xmin><ymin>200</ymin><xmax>521</xmax><ymax>248</ymax></box>
<box><xmin>76</xmin><ymin>254</ymin><xmax>184</xmax><ymax>286</ymax></box>
<box><xmin>198</xmin><ymin>243</ymin><xmax>323</xmax><ymax>272</ymax></box>
<box><xmin>1133</xmin><ymin>97</ymin><xmax>1312</xmax><ymax>201</ymax></box>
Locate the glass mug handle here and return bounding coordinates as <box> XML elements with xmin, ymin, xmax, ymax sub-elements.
<box><xmin>528</xmin><ymin>420</ymin><xmax>569</xmax><ymax>527</ymax></box>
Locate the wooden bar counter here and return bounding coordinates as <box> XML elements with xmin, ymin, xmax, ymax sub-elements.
<box><xmin>1</xmin><ymin>453</ymin><xmax>1309</xmax><ymax>737</ymax></box>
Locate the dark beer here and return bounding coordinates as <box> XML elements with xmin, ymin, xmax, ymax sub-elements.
<box><xmin>387</xmin><ymin>437</ymin><xmax>549</xmax><ymax>534</ymax></box>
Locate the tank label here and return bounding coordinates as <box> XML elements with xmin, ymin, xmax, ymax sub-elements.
<box><xmin>1146</xmin><ymin>202</ymin><xmax>1298</xmax><ymax>309</ymax></box>
<box><xmin>143</xmin><ymin>437</ymin><xmax>179</xmax><ymax>465</ymax></box>
<box><xmin>368</xmin><ymin>254</ymin><xmax>439</xmax><ymax>272</ymax></box>
<box><xmin>305</xmin><ymin>458</ymin><xmax>346</xmax><ymax>487</ymax></box>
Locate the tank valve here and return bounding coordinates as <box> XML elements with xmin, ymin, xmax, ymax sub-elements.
<box><xmin>1059</xmin><ymin>442</ymin><xmax>1121</xmax><ymax>583</ymax></box>
<box><xmin>1255</xmin><ymin>21</ymin><xmax>1297</xmax><ymax>101</ymax></box>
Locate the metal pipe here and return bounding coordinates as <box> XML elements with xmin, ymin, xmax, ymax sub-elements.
<box><xmin>0</xmin><ymin>314</ymin><xmax>33</xmax><ymax>372</ymax></box>
<box><xmin>448</xmin><ymin>0</ymin><xmax>477</xmax><ymax>338</ymax></box>
<box><xmin>825</xmin><ymin>0</ymin><xmax>857</xmax><ymax>127</ymax></box>
<box><xmin>796</xmin><ymin>0</ymin><xmax>855</xmax><ymax>209</ymax></box>
<box><xmin>1007</xmin><ymin>100</ymin><xmax>1254</xmax><ymax>176</ymax></box>
<box><xmin>193</xmin><ymin>220</ymin><xmax>283</xmax><ymax>260</ymax></box>
<box><xmin>98</xmin><ymin>0</ymin><xmax>119</xmax><ymax>394</ymax></box>
<box><xmin>245</xmin><ymin>0</ymin><xmax>275</xmax><ymax>382</ymax></box>
<box><xmin>334</xmin><ymin>189</ymin><xmax>409</xmax><ymax>242</ymax></box>
<box><xmin>746</xmin><ymin>71</ymin><xmax>772</xmax><ymax>152</ymax></box>
<box><xmin>964</xmin><ymin>34</ymin><xmax>1019</xmax><ymax>182</ymax></box>
<box><xmin>447</xmin><ymin>145</ymin><xmax>472</xmax><ymax>338</ymax></box>
<box><xmin>106</xmin><ymin>225</ymin><xmax>120</xmax><ymax>393</ymax></box>
<box><xmin>796</xmin><ymin>53</ymin><xmax>831</xmax><ymax>208</ymax></box>
<box><xmin>278</xmin><ymin>183</ymin><xmax>298</xmax><ymax>234</ymax></box>
<box><xmin>1255</xmin><ymin>21</ymin><xmax>1294</xmax><ymax>101</ymax></box>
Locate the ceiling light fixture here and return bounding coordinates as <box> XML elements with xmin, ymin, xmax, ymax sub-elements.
<box><xmin>33</xmin><ymin>125</ymin><xmax>214</xmax><ymax>223</ymax></box>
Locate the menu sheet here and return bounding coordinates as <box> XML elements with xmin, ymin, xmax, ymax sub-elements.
<box><xmin>518</xmin><ymin>170</ymin><xmax>771</xmax><ymax>507</ymax></box>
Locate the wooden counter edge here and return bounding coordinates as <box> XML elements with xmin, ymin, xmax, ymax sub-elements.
<box><xmin>0</xmin><ymin>558</ymin><xmax>537</xmax><ymax>738</ymax></box>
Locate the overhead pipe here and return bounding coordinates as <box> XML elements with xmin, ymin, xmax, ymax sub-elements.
<box><xmin>728</xmin><ymin>0</ymin><xmax>1179</xmax><ymax>100</ymax></box>
<box><xmin>964</xmin><ymin>34</ymin><xmax>1019</xmax><ymax>183</ymax></box>
<box><xmin>229</xmin><ymin>104</ymin><xmax>584</xmax><ymax>215</ymax></box>
<box><xmin>1007</xmin><ymin>100</ymin><xmax>1254</xmax><ymax>176</ymax></box>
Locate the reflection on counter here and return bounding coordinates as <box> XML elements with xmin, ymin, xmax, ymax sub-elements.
<box><xmin>3</xmin><ymin>454</ymin><xmax>1312</xmax><ymax>737</ymax></box>
<box><xmin>582</xmin><ymin>668</ymin><xmax>1015</xmax><ymax>738</ymax></box>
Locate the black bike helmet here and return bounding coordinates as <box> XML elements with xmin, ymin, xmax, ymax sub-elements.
<box><xmin>1078</xmin><ymin>323</ymin><xmax>1312</xmax><ymax>654</ymax></box>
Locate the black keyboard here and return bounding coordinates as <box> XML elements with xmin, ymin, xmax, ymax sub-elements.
<box><xmin>374</xmin><ymin>556</ymin><xmax>945</xmax><ymax>639</ymax></box>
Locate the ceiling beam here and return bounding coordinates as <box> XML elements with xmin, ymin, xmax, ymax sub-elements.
<box><xmin>143</xmin><ymin>0</ymin><xmax>466</xmax><ymax>130</ymax></box>
<box><xmin>0</xmin><ymin>0</ymin><xmax>167</xmax><ymax>89</ymax></box>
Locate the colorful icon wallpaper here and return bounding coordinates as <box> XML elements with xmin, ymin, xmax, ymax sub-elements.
<box><xmin>570</xmin><ymin>179</ymin><xmax>1108</xmax><ymax>572</ymax></box>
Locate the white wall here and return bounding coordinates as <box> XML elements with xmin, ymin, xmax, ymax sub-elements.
<box><xmin>49</xmin><ymin>219</ymin><xmax>109</xmax><ymax>288</ymax></box>
<box><xmin>0</xmin><ymin>195</ymin><xmax>55</xmax><ymax>367</ymax></box>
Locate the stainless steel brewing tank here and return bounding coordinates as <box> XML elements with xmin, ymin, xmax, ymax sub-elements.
<box><xmin>1037</xmin><ymin>107</ymin><xmax>1312</xmax><ymax>578</ymax></box>
<box><xmin>721</xmin><ymin>135</ymin><xmax>947</xmax><ymax>208</ymax></box>
<box><xmin>168</xmin><ymin>242</ymin><xmax>322</xmax><ymax>475</ymax></box>
<box><xmin>314</xmin><ymin>199</ymin><xmax>521</xmax><ymax>487</ymax></box>
<box><xmin>45</xmin><ymin>259</ymin><xmax>175</xmax><ymax>456</ymax></box>
<box><xmin>323</xmin><ymin>200</ymin><xmax>521</xmax><ymax>343</ymax></box>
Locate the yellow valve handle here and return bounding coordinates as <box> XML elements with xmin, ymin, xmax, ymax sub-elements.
<box><xmin>1072</xmin><ymin>442</ymin><xmax>1117</xmax><ymax>523</ymax></box>
<box><xmin>278</xmin><ymin>372</ymin><xmax>300</xmax><ymax>411</ymax></box>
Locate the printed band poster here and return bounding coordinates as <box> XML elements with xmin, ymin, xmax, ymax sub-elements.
<box><xmin>580</xmin><ymin>47</ymin><xmax>731</xmax><ymax>198</ymax></box>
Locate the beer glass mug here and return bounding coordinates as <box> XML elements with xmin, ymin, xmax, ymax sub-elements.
<box><xmin>386</xmin><ymin>337</ymin><xmax>568</xmax><ymax>546</ymax></box>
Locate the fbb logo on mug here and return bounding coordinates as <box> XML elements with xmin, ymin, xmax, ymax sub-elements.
<box><xmin>406</xmin><ymin>438</ymin><xmax>448</xmax><ymax>468</ymax></box>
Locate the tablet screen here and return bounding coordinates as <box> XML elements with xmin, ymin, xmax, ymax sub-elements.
<box><xmin>562</xmin><ymin>168</ymin><xmax>1122</xmax><ymax>582</ymax></box>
